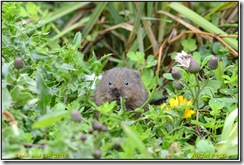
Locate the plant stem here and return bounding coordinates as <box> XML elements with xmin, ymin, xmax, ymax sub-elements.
<box><xmin>16</xmin><ymin>70</ymin><xmax>20</xmax><ymax>80</ymax></box>
<box><xmin>193</xmin><ymin>73</ymin><xmax>201</xmax><ymax>108</ymax></box>
<box><xmin>193</xmin><ymin>72</ymin><xmax>211</xmax><ymax>106</ymax></box>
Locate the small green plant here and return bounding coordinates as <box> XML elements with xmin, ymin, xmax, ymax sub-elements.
<box><xmin>162</xmin><ymin>45</ymin><xmax>238</xmax><ymax>158</ymax></box>
<box><xmin>2</xmin><ymin>2</ymin><xmax>238</xmax><ymax>160</ymax></box>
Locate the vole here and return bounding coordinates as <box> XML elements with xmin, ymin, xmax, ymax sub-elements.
<box><xmin>95</xmin><ymin>67</ymin><xmax>148</xmax><ymax>111</ymax></box>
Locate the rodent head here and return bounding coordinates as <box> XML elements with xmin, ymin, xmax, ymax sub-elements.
<box><xmin>97</xmin><ymin>67</ymin><xmax>145</xmax><ymax>105</ymax></box>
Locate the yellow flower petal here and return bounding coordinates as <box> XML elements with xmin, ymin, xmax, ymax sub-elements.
<box><xmin>185</xmin><ymin>98</ymin><xmax>189</xmax><ymax>104</ymax></box>
<box><xmin>170</xmin><ymin>97</ymin><xmax>178</xmax><ymax>108</ymax></box>
<box><xmin>184</xmin><ymin>108</ymin><xmax>195</xmax><ymax>119</ymax></box>
<box><xmin>187</xmin><ymin>100</ymin><xmax>192</xmax><ymax>105</ymax></box>
<box><xmin>178</xmin><ymin>95</ymin><xmax>183</xmax><ymax>103</ymax></box>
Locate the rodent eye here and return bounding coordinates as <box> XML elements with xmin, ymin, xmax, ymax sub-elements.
<box><xmin>125</xmin><ymin>81</ymin><xmax>129</xmax><ymax>86</ymax></box>
<box><xmin>109</xmin><ymin>81</ymin><xmax>112</xmax><ymax>85</ymax></box>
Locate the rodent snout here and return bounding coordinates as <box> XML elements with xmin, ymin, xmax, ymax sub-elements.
<box><xmin>110</xmin><ymin>86</ymin><xmax>121</xmax><ymax>98</ymax></box>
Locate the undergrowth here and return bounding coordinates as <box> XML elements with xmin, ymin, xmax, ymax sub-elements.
<box><xmin>1</xmin><ymin>2</ymin><xmax>238</xmax><ymax>160</ymax></box>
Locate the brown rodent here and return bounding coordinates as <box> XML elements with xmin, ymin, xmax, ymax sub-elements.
<box><xmin>95</xmin><ymin>67</ymin><xmax>148</xmax><ymax>111</ymax></box>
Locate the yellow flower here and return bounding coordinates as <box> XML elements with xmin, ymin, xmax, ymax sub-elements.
<box><xmin>184</xmin><ymin>108</ymin><xmax>195</xmax><ymax>119</ymax></box>
<box><xmin>161</xmin><ymin>103</ymin><xmax>170</xmax><ymax>111</ymax></box>
<box><xmin>169</xmin><ymin>96</ymin><xmax>179</xmax><ymax>108</ymax></box>
<box><xmin>169</xmin><ymin>95</ymin><xmax>192</xmax><ymax>108</ymax></box>
<box><xmin>178</xmin><ymin>96</ymin><xmax>192</xmax><ymax>105</ymax></box>
<box><xmin>162</xmin><ymin>96</ymin><xmax>194</xmax><ymax>119</ymax></box>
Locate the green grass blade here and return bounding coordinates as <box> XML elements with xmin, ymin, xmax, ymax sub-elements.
<box><xmin>130</xmin><ymin>29</ymin><xmax>147</xmax><ymax>52</ymax></box>
<box><xmin>50</xmin><ymin>17</ymin><xmax>89</xmax><ymax>42</ymax></box>
<box><xmin>42</xmin><ymin>2</ymin><xmax>90</xmax><ymax>25</ymax></box>
<box><xmin>169</xmin><ymin>2</ymin><xmax>238</xmax><ymax>51</ymax></box>
<box><xmin>137</xmin><ymin>24</ymin><xmax>144</xmax><ymax>52</ymax></box>
<box><xmin>82</xmin><ymin>2</ymin><xmax>108</xmax><ymax>39</ymax></box>
<box><xmin>221</xmin><ymin>108</ymin><xmax>238</xmax><ymax>141</ymax></box>
<box><xmin>107</xmin><ymin>2</ymin><xmax>123</xmax><ymax>24</ymax></box>
<box><xmin>126</xmin><ymin>2</ymin><xmax>145</xmax><ymax>51</ymax></box>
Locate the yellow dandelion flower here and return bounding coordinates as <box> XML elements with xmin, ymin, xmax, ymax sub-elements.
<box><xmin>178</xmin><ymin>96</ymin><xmax>193</xmax><ymax>106</ymax></box>
<box><xmin>184</xmin><ymin>108</ymin><xmax>195</xmax><ymax>119</ymax></box>
<box><xmin>178</xmin><ymin>95</ymin><xmax>184</xmax><ymax>104</ymax></box>
<box><xmin>170</xmin><ymin>97</ymin><xmax>179</xmax><ymax>108</ymax></box>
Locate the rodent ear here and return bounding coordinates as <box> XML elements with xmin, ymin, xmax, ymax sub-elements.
<box><xmin>102</xmin><ymin>70</ymin><xmax>109</xmax><ymax>77</ymax></box>
<box><xmin>133</xmin><ymin>70</ymin><xmax>141</xmax><ymax>78</ymax></box>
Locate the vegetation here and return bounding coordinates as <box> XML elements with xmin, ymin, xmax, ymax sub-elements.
<box><xmin>2</xmin><ymin>2</ymin><xmax>238</xmax><ymax>160</ymax></box>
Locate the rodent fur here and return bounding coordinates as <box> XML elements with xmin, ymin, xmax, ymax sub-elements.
<box><xmin>95</xmin><ymin>67</ymin><xmax>148</xmax><ymax>111</ymax></box>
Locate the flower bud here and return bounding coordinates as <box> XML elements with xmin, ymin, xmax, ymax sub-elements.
<box><xmin>88</xmin><ymin>128</ymin><xmax>94</xmax><ymax>134</ymax></box>
<box><xmin>208</xmin><ymin>56</ymin><xmax>218</xmax><ymax>70</ymax></box>
<box><xmin>92</xmin><ymin>119</ymin><xmax>103</xmax><ymax>131</ymax></box>
<box><xmin>171</xmin><ymin>69</ymin><xmax>182</xmax><ymax>80</ymax></box>
<box><xmin>14</xmin><ymin>57</ymin><xmax>24</xmax><ymax>69</ymax></box>
<box><xmin>101</xmin><ymin>124</ymin><xmax>108</xmax><ymax>132</ymax></box>
<box><xmin>187</xmin><ymin>58</ymin><xmax>200</xmax><ymax>74</ymax></box>
<box><xmin>113</xmin><ymin>138</ymin><xmax>122</xmax><ymax>151</ymax></box>
<box><xmin>174</xmin><ymin>81</ymin><xmax>184</xmax><ymax>90</ymax></box>
<box><xmin>71</xmin><ymin>110</ymin><xmax>81</xmax><ymax>122</ymax></box>
<box><xmin>80</xmin><ymin>134</ymin><xmax>87</xmax><ymax>142</ymax></box>
<box><xmin>93</xmin><ymin>150</ymin><xmax>102</xmax><ymax>159</ymax></box>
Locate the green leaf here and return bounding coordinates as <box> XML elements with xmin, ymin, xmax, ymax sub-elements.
<box><xmin>72</xmin><ymin>32</ymin><xmax>82</xmax><ymax>49</ymax></box>
<box><xmin>219</xmin><ymin>88</ymin><xmax>237</xmax><ymax>96</ymax></box>
<box><xmin>51</xmin><ymin>102</ymin><xmax>66</xmax><ymax>112</ymax></box>
<box><xmin>145</xmin><ymin>55</ymin><xmax>158</xmax><ymax>68</ymax></box>
<box><xmin>127</xmin><ymin>51</ymin><xmax>145</xmax><ymax>63</ymax></box>
<box><xmin>31</xmin><ymin>50</ymin><xmax>49</xmax><ymax>60</ymax></box>
<box><xmin>97</xmin><ymin>101</ymin><xmax>116</xmax><ymax>115</ymax></box>
<box><xmin>2</xmin><ymin>88</ymin><xmax>12</xmax><ymax>110</ymax></box>
<box><xmin>36</xmin><ymin>72</ymin><xmax>51</xmax><ymax>115</ymax></box>
<box><xmin>121</xmin><ymin>123</ymin><xmax>152</xmax><ymax>158</ymax></box>
<box><xmin>2</xmin><ymin>62</ymin><xmax>11</xmax><ymax>79</ymax></box>
<box><xmin>209</xmin><ymin>98</ymin><xmax>226</xmax><ymax>110</ymax></box>
<box><xmin>182</xmin><ymin>38</ymin><xmax>197</xmax><ymax>52</ymax></box>
<box><xmin>99</xmin><ymin>53</ymin><xmax>112</xmax><ymax>62</ymax></box>
<box><xmin>209</xmin><ymin>98</ymin><xmax>225</xmax><ymax>116</ymax></box>
<box><xmin>26</xmin><ymin>2</ymin><xmax>38</xmax><ymax>19</ymax></box>
<box><xmin>199</xmin><ymin>80</ymin><xmax>222</xmax><ymax>98</ymax></box>
<box><xmin>196</xmin><ymin>139</ymin><xmax>215</xmax><ymax>154</ymax></box>
<box><xmin>191</xmin><ymin>120</ymin><xmax>206</xmax><ymax>127</ymax></box>
<box><xmin>59</xmin><ymin>63</ymin><xmax>75</xmax><ymax>70</ymax></box>
<box><xmin>163</xmin><ymin>73</ymin><xmax>174</xmax><ymax>80</ymax></box>
<box><xmin>201</xmin><ymin>55</ymin><xmax>213</xmax><ymax>68</ymax></box>
<box><xmin>212</xmin><ymin>42</ymin><xmax>222</xmax><ymax>54</ymax></box>
<box><xmin>32</xmin><ymin>111</ymin><xmax>69</xmax><ymax>129</ymax></box>
<box><xmin>19</xmin><ymin>6</ymin><xmax>28</xmax><ymax>17</ymax></box>
<box><xmin>10</xmin><ymin>86</ymin><xmax>33</xmax><ymax>106</ymax></box>
<box><xmin>213</xmin><ymin>61</ymin><xmax>225</xmax><ymax>88</ymax></box>
<box><xmin>193</xmin><ymin>52</ymin><xmax>201</xmax><ymax>65</ymax></box>
<box><xmin>127</xmin><ymin>52</ymin><xmax>137</xmax><ymax>61</ymax></box>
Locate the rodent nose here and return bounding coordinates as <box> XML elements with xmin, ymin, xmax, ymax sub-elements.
<box><xmin>112</xmin><ymin>86</ymin><xmax>121</xmax><ymax>98</ymax></box>
<box><xmin>114</xmin><ymin>90</ymin><xmax>120</xmax><ymax>98</ymax></box>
